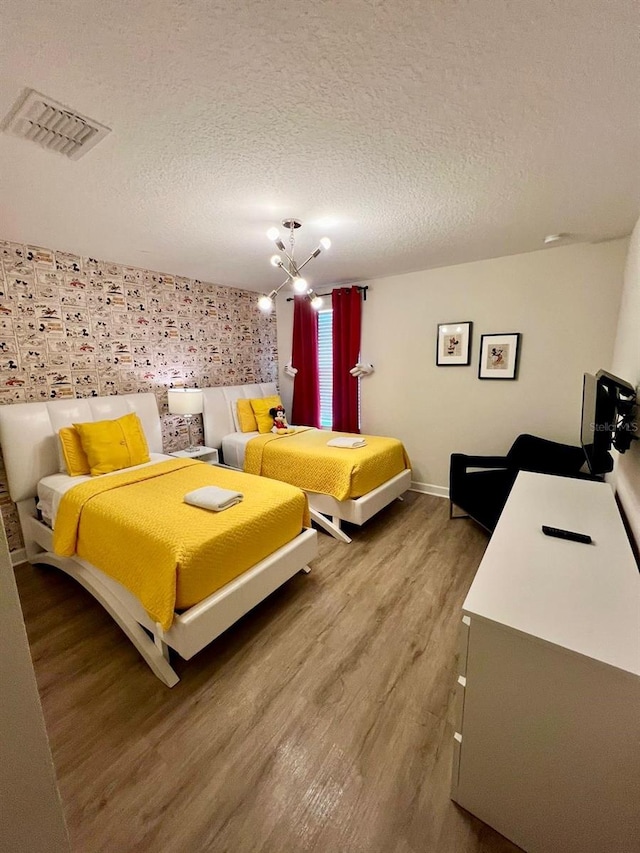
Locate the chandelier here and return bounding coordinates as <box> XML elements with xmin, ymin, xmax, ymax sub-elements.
<box><xmin>258</xmin><ymin>218</ymin><xmax>331</xmax><ymax>312</ymax></box>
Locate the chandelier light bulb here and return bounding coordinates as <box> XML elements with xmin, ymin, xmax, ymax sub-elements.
<box><xmin>270</xmin><ymin>254</ymin><xmax>282</xmax><ymax>267</ymax></box>
<box><xmin>311</xmin><ymin>295</ymin><xmax>323</xmax><ymax>310</ymax></box>
<box><xmin>320</xmin><ymin>237</ymin><xmax>331</xmax><ymax>251</ymax></box>
<box><xmin>292</xmin><ymin>276</ymin><xmax>308</xmax><ymax>293</ymax></box>
<box><xmin>258</xmin><ymin>294</ymin><xmax>274</xmax><ymax>312</ymax></box>
<box><xmin>266</xmin><ymin>227</ymin><xmax>279</xmax><ymax>241</ymax></box>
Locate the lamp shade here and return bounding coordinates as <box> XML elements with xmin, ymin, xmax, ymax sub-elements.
<box><xmin>167</xmin><ymin>388</ymin><xmax>204</xmax><ymax>416</ymax></box>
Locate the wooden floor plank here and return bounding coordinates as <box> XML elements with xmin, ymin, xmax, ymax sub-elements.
<box><xmin>15</xmin><ymin>493</ymin><xmax>523</xmax><ymax>853</ymax></box>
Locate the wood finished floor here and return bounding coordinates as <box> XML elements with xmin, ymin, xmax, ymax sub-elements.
<box><xmin>16</xmin><ymin>493</ymin><xmax>522</xmax><ymax>853</ymax></box>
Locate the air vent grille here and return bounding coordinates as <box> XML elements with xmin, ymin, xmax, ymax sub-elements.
<box><xmin>3</xmin><ymin>89</ymin><xmax>111</xmax><ymax>160</ymax></box>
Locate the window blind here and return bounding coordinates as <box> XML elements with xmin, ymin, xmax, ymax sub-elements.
<box><xmin>318</xmin><ymin>309</ymin><xmax>333</xmax><ymax>429</ymax></box>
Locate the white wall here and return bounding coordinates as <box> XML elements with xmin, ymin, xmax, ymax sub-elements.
<box><xmin>0</xmin><ymin>524</ymin><xmax>70</xmax><ymax>852</ymax></box>
<box><xmin>277</xmin><ymin>240</ymin><xmax>628</xmax><ymax>491</ymax></box>
<box><xmin>611</xmin><ymin>218</ymin><xmax>640</xmax><ymax>548</ymax></box>
<box><xmin>275</xmin><ymin>298</ymin><xmax>297</xmax><ymax>417</ymax></box>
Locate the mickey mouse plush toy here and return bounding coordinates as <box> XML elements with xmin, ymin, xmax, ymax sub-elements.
<box><xmin>269</xmin><ymin>404</ymin><xmax>290</xmax><ymax>434</ymax></box>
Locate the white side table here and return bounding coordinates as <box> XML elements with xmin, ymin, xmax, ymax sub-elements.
<box><xmin>169</xmin><ymin>446</ymin><xmax>219</xmax><ymax>465</ymax></box>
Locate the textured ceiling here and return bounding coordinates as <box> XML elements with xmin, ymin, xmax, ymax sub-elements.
<box><xmin>0</xmin><ymin>0</ymin><xmax>638</xmax><ymax>292</ymax></box>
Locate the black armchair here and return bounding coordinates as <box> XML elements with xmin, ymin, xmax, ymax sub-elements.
<box><xmin>449</xmin><ymin>433</ymin><xmax>589</xmax><ymax>533</ymax></box>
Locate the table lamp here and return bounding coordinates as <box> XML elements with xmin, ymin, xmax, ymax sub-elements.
<box><xmin>167</xmin><ymin>388</ymin><xmax>204</xmax><ymax>452</ymax></box>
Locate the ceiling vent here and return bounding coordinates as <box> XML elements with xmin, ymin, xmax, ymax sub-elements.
<box><xmin>3</xmin><ymin>89</ymin><xmax>111</xmax><ymax>160</ymax></box>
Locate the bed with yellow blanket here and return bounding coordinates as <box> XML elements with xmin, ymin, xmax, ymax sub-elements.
<box><xmin>0</xmin><ymin>392</ymin><xmax>317</xmax><ymax>687</ymax></box>
<box><xmin>244</xmin><ymin>427</ymin><xmax>411</xmax><ymax>502</ymax></box>
<box><xmin>202</xmin><ymin>383</ymin><xmax>413</xmax><ymax>543</ymax></box>
<box><xmin>54</xmin><ymin>458</ymin><xmax>310</xmax><ymax>632</ymax></box>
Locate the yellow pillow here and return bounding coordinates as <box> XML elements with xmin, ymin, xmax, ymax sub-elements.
<box><xmin>74</xmin><ymin>412</ymin><xmax>150</xmax><ymax>476</ymax></box>
<box><xmin>58</xmin><ymin>427</ymin><xmax>91</xmax><ymax>476</ymax></box>
<box><xmin>250</xmin><ymin>395</ymin><xmax>283</xmax><ymax>434</ymax></box>
<box><xmin>235</xmin><ymin>398</ymin><xmax>259</xmax><ymax>433</ymax></box>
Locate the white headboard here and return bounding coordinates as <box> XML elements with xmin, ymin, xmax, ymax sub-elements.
<box><xmin>202</xmin><ymin>383</ymin><xmax>277</xmax><ymax>450</ymax></box>
<box><xmin>0</xmin><ymin>392</ymin><xmax>163</xmax><ymax>503</ymax></box>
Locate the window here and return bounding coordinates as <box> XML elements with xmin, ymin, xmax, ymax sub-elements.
<box><xmin>317</xmin><ymin>307</ymin><xmax>361</xmax><ymax>431</ymax></box>
<box><xmin>318</xmin><ymin>309</ymin><xmax>333</xmax><ymax>428</ymax></box>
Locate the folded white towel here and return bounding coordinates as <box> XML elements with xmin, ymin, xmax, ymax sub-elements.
<box><xmin>184</xmin><ymin>486</ymin><xmax>243</xmax><ymax>511</ymax></box>
<box><xmin>327</xmin><ymin>437</ymin><xmax>367</xmax><ymax>449</ymax></box>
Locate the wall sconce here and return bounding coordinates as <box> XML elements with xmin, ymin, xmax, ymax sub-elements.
<box><xmin>349</xmin><ymin>362</ymin><xmax>374</xmax><ymax>377</ymax></box>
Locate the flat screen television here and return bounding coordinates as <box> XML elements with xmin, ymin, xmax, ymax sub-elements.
<box><xmin>581</xmin><ymin>370</ymin><xmax>637</xmax><ymax>475</ymax></box>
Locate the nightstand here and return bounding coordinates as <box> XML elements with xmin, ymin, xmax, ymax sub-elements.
<box><xmin>169</xmin><ymin>446</ymin><xmax>219</xmax><ymax>465</ymax></box>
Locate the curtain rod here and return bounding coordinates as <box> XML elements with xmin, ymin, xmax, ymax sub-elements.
<box><xmin>286</xmin><ymin>285</ymin><xmax>368</xmax><ymax>302</ymax></box>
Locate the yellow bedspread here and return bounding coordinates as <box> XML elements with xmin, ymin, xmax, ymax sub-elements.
<box><xmin>53</xmin><ymin>459</ymin><xmax>309</xmax><ymax>630</ymax></box>
<box><xmin>243</xmin><ymin>428</ymin><xmax>411</xmax><ymax>501</ymax></box>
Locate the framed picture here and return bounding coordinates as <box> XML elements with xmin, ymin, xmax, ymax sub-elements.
<box><xmin>436</xmin><ymin>321</ymin><xmax>472</xmax><ymax>366</ymax></box>
<box><xmin>478</xmin><ymin>333</ymin><xmax>521</xmax><ymax>380</ymax></box>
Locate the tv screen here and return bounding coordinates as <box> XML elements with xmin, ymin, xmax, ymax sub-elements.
<box><xmin>581</xmin><ymin>373</ymin><xmax>611</xmax><ymax>474</ymax></box>
<box><xmin>581</xmin><ymin>373</ymin><xmax>597</xmax><ymax>452</ymax></box>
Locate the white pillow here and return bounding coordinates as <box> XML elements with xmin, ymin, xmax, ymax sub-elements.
<box><xmin>229</xmin><ymin>399</ymin><xmax>242</xmax><ymax>433</ymax></box>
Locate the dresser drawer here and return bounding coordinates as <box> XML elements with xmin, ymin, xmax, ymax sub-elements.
<box><xmin>456</xmin><ymin>615</ymin><xmax>471</xmax><ymax>676</ymax></box>
<box><xmin>450</xmin><ymin>731</ymin><xmax>463</xmax><ymax>795</ymax></box>
<box><xmin>453</xmin><ymin>674</ymin><xmax>466</xmax><ymax>732</ymax></box>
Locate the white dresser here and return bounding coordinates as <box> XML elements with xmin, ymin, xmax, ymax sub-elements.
<box><xmin>451</xmin><ymin>471</ymin><xmax>640</xmax><ymax>853</ymax></box>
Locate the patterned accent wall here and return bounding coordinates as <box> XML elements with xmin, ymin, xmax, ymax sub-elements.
<box><xmin>0</xmin><ymin>239</ymin><xmax>278</xmax><ymax>552</ymax></box>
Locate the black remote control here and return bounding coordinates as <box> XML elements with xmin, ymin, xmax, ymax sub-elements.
<box><xmin>542</xmin><ymin>525</ymin><xmax>592</xmax><ymax>544</ymax></box>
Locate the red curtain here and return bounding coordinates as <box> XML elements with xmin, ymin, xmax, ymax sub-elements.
<box><xmin>332</xmin><ymin>286</ymin><xmax>361</xmax><ymax>433</ymax></box>
<box><xmin>291</xmin><ymin>295</ymin><xmax>320</xmax><ymax>428</ymax></box>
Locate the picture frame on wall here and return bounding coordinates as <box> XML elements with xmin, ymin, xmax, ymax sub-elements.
<box><xmin>436</xmin><ymin>321</ymin><xmax>473</xmax><ymax>366</ymax></box>
<box><xmin>478</xmin><ymin>333</ymin><xmax>521</xmax><ymax>380</ymax></box>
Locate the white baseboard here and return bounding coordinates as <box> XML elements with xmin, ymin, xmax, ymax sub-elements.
<box><xmin>11</xmin><ymin>548</ymin><xmax>27</xmax><ymax>567</ymax></box>
<box><xmin>410</xmin><ymin>481</ymin><xmax>449</xmax><ymax>499</ymax></box>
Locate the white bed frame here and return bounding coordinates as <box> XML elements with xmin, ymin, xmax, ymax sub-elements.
<box><xmin>0</xmin><ymin>393</ymin><xmax>317</xmax><ymax>687</ymax></box>
<box><xmin>202</xmin><ymin>383</ymin><xmax>411</xmax><ymax>543</ymax></box>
